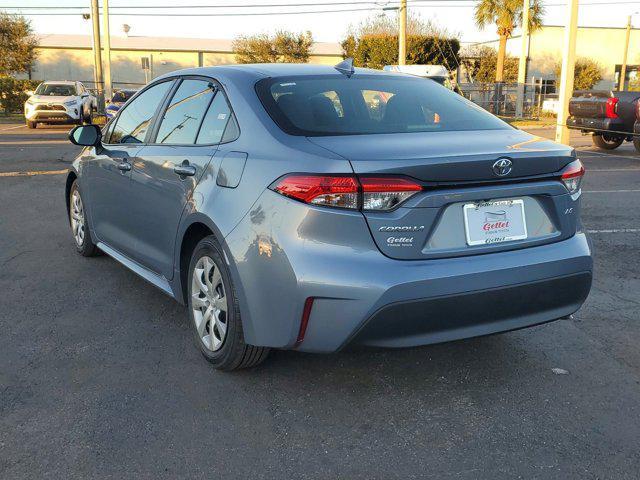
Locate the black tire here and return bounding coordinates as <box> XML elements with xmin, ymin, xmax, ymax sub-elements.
<box><xmin>26</xmin><ymin>120</ymin><xmax>37</xmax><ymax>129</ymax></box>
<box><xmin>633</xmin><ymin>137</ymin><xmax>640</xmax><ymax>154</ymax></box>
<box><xmin>592</xmin><ymin>133</ymin><xmax>624</xmax><ymax>150</ymax></box>
<box><xmin>69</xmin><ymin>181</ymin><xmax>99</xmax><ymax>257</ymax></box>
<box><xmin>187</xmin><ymin>235</ymin><xmax>269</xmax><ymax>370</ymax></box>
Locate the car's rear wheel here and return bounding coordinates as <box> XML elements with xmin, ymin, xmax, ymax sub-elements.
<box><xmin>26</xmin><ymin>120</ymin><xmax>37</xmax><ymax>129</ymax></box>
<box><xmin>592</xmin><ymin>133</ymin><xmax>624</xmax><ymax>150</ymax></box>
<box><xmin>69</xmin><ymin>181</ymin><xmax>99</xmax><ymax>257</ymax></box>
<box><xmin>187</xmin><ymin>236</ymin><xmax>269</xmax><ymax>370</ymax></box>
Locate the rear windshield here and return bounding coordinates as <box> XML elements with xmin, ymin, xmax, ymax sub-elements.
<box><xmin>35</xmin><ymin>83</ymin><xmax>77</xmax><ymax>96</ymax></box>
<box><xmin>255</xmin><ymin>75</ymin><xmax>510</xmax><ymax>136</ymax></box>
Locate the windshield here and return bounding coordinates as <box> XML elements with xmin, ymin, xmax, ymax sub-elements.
<box><xmin>255</xmin><ymin>75</ymin><xmax>510</xmax><ymax>136</ymax></box>
<box><xmin>35</xmin><ymin>83</ymin><xmax>77</xmax><ymax>96</ymax></box>
<box><xmin>112</xmin><ymin>90</ymin><xmax>135</xmax><ymax>102</ymax></box>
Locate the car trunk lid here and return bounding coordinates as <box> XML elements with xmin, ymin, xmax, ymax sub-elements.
<box><xmin>307</xmin><ymin>129</ymin><xmax>577</xmax><ymax>260</ymax></box>
<box><xmin>307</xmin><ymin>129</ymin><xmax>572</xmax><ymax>183</ymax></box>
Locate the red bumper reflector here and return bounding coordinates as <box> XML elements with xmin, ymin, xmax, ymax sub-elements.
<box><xmin>296</xmin><ymin>297</ymin><xmax>315</xmax><ymax>346</ymax></box>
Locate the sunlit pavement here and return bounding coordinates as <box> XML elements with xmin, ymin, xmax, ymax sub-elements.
<box><xmin>1</xmin><ymin>123</ymin><xmax>639</xmax><ymax>478</ymax></box>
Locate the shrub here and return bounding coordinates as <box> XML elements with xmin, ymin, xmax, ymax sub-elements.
<box><xmin>0</xmin><ymin>76</ymin><xmax>40</xmax><ymax>114</ymax></box>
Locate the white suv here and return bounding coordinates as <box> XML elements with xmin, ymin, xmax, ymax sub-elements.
<box><xmin>24</xmin><ymin>81</ymin><xmax>96</xmax><ymax>129</ymax></box>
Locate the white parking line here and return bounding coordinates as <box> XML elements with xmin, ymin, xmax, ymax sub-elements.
<box><xmin>588</xmin><ymin>168</ymin><xmax>640</xmax><ymax>172</ymax></box>
<box><xmin>0</xmin><ymin>125</ymin><xmax>24</xmax><ymax>132</ymax></box>
<box><xmin>583</xmin><ymin>189</ymin><xmax>640</xmax><ymax>193</ymax></box>
<box><xmin>587</xmin><ymin>228</ymin><xmax>640</xmax><ymax>234</ymax></box>
<box><xmin>0</xmin><ymin>169</ymin><xmax>68</xmax><ymax>177</ymax></box>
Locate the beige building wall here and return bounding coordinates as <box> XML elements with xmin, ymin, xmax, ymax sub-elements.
<box><xmin>527</xmin><ymin>26</ymin><xmax>640</xmax><ymax>89</ymax></box>
<box><xmin>32</xmin><ymin>44</ymin><xmax>343</xmax><ymax>88</ymax></box>
<box><xmin>471</xmin><ymin>25</ymin><xmax>640</xmax><ymax>89</ymax></box>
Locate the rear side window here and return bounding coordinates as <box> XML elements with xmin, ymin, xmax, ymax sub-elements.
<box><xmin>156</xmin><ymin>79</ymin><xmax>215</xmax><ymax>145</ymax></box>
<box><xmin>110</xmin><ymin>81</ymin><xmax>173</xmax><ymax>144</ymax></box>
<box><xmin>196</xmin><ymin>92</ymin><xmax>233</xmax><ymax>144</ymax></box>
<box><xmin>256</xmin><ymin>75</ymin><xmax>510</xmax><ymax>136</ymax></box>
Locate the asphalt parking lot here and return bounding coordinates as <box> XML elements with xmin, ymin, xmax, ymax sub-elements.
<box><xmin>1</xmin><ymin>123</ymin><xmax>639</xmax><ymax>479</ymax></box>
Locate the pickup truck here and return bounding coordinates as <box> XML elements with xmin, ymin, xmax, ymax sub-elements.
<box><xmin>567</xmin><ymin>90</ymin><xmax>640</xmax><ymax>153</ymax></box>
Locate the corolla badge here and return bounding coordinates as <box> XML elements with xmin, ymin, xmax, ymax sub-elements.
<box><xmin>379</xmin><ymin>225</ymin><xmax>425</xmax><ymax>232</ymax></box>
<box><xmin>492</xmin><ymin>158</ymin><xmax>513</xmax><ymax>177</ymax></box>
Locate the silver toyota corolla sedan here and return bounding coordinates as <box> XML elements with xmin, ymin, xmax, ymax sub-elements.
<box><xmin>66</xmin><ymin>63</ymin><xmax>593</xmax><ymax>370</ymax></box>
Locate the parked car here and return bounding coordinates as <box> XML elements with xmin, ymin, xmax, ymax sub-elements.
<box><xmin>24</xmin><ymin>81</ymin><xmax>95</xmax><ymax>129</ymax></box>
<box><xmin>105</xmin><ymin>89</ymin><xmax>138</xmax><ymax>119</ymax></box>
<box><xmin>567</xmin><ymin>90</ymin><xmax>640</xmax><ymax>152</ymax></box>
<box><xmin>66</xmin><ymin>63</ymin><xmax>592</xmax><ymax>370</ymax></box>
<box><xmin>383</xmin><ymin>64</ymin><xmax>462</xmax><ymax>93</ymax></box>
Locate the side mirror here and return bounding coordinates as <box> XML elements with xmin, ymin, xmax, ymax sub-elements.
<box><xmin>69</xmin><ymin>124</ymin><xmax>101</xmax><ymax>147</ymax></box>
<box><xmin>25</xmin><ymin>90</ymin><xmax>34</xmax><ymax>96</ymax></box>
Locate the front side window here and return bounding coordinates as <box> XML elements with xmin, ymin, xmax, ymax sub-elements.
<box><xmin>256</xmin><ymin>75</ymin><xmax>511</xmax><ymax>136</ymax></box>
<box><xmin>156</xmin><ymin>80</ymin><xmax>215</xmax><ymax>145</ymax></box>
<box><xmin>109</xmin><ymin>80</ymin><xmax>173</xmax><ymax>144</ymax></box>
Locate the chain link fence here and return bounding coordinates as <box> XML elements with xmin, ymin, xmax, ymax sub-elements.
<box><xmin>458</xmin><ymin>80</ymin><xmax>558</xmax><ymax>119</ymax></box>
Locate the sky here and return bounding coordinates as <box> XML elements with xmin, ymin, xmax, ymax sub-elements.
<box><xmin>3</xmin><ymin>0</ymin><xmax>640</xmax><ymax>45</ymax></box>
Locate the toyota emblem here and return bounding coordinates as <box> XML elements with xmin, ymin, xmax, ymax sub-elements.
<box><xmin>492</xmin><ymin>158</ymin><xmax>512</xmax><ymax>177</ymax></box>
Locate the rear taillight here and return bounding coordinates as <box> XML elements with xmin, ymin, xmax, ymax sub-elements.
<box><xmin>605</xmin><ymin>97</ymin><xmax>619</xmax><ymax>119</ymax></box>
<box><xmin>560</xmin><ymin>159</ymin><xmax>585</xmax><ymax>194</ymax></box>
<box><xmin>271</xmin><ymin>175</ymin><xmax>359</xmax><ymax>209</ymax></box>
<box><xmin>271</xmin><ymin>174</ymin><xmax>422</xmax><ymax>211</ymax></box>
<box><xmin>359</xmin><ymin>177</ymin><xmax>422</xmax><ymax>210</ymax></box>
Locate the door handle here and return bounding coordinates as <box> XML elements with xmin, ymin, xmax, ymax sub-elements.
<box><xmin>117</xmin><ymin>160</ymin><xmax>131</xmax><ymax>172</ymax></box>
<box><xmin>174</xmin><ymin>161</ymin><xmax>196</xmax><ymax>177</ymax></box>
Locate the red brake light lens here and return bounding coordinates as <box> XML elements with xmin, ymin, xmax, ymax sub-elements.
<box><xmin>560</xmin><ymin>159</ymin><xmax>585</xmax><ymax>194</ymax></box>
<box><xmin>272</xmin><ymin>174</ymin><xmax>359</xmax><ymax>209</ymax></box>
<box><xmin>271</xmin><ymin>174</ymin><xmax>422</xmax><ymax>211</ymax></box>
<box><xmin>605</xmin><ymin>97</ymin><xmax>619</xmax><ymax>119</ymax></box>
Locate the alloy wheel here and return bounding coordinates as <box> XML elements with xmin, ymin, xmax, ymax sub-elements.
<box><xmin>191</xmin><ymin>255</ymin><xmax>228</xmax><ymax>352</ymax></box>
<box><xmin>70</xmin><ymin>190</ymin><xmax>85</xmax><ymax>247</ymax></box>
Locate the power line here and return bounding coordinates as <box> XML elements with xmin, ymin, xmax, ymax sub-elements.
<box><xmin>2</xmin><ymin>0</ymin><xmax>638</xmax><ymax>16</ymax></box>
<box><xmin>0</xmin><ymin>0</ymin><xmax>490</xmax><ymax>8</ymax></box>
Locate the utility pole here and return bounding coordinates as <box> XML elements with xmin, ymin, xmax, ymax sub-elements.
<box><xmin>398</xmin><ymin>0</ymin><xmax>407</xmax><ymax>65</ymax></box>
<box><xmin>103</xmin><ymin>0</ymin><xmax>113</xmax><ymax>102</ymax></box>
<box><xmin>515</xmin><ymin>0</ymin><xmax>531</xmax><ymax>118</ymax></box>
<box><xmin>619</xmin><ymin>15</ymin><xmax>632</xmax><ymax>91</ymax></box>
<box><xmin>555</xmin><ymin>0</ymin><xmax>579</xmax><ymax>145</ymax></box>
<box><xmin>90</xmin><ymin>0</ymin><xmax>105</xmax><ymax>113</ymax></box>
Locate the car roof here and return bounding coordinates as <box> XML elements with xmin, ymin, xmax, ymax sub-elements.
<box><xmin>157</xmin><ymin>63</ymin><xmax>397</xmax><ymax>82</ymax></box>
<box><xmin>41</xmin><ymin>80</ymin><xmax>77</xmax><ymax>85</ymax></box>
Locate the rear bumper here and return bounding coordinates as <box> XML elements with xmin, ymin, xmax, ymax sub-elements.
<box><xmin>350</xmin><ymin>271</ymin><xmax>591</xmax><ymax>348</ymax></box>
<box><xmin>299</xmin><ymin>233</ymin><xmax>592</xmax><ymax>352</ymax></box>
<box><xmin>567</xmin><ymin>116</ymin><xmax>628</xmax><ymax>134</ymax></box>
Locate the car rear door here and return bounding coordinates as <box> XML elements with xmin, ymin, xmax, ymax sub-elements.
<box><xmin>128</xmin><ymin>77</ymin><xmax>235</xmax><ymax>280</ymax></box>
<box><xmin>83</xmin><ymin>79</ymin><xmax>174</xmax><ymax>256</ymax></box>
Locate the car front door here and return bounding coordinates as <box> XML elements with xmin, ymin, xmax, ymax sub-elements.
<box><xmin>83</xmin><ymin>79</ymin><xmax>174</xmax><ymax>257</ymax></box>
<box><xmin>128</xmin><ymin>77</ymin><xmax>235</xmax><ymax>280</ymax></box>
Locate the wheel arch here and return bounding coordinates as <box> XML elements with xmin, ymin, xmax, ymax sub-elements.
<box><xmin>174</xmin><ymin>213</ymin><xmax>257</xmax><ymax>343</ymax></box>
<box><xmin>65</xmin><ymin>170</ymin><xmax>78</xmax><ymax>224</ymax></box>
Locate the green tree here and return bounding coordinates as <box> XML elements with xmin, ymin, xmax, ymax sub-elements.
<box><xmin>0</xmin><ymin>13</ymin><xmax>38</xmax><ymax>76</ymax></box>
<box><xmin>463</xmin><ymin>45</ymin><xmax>519</xmax><ymax>83</ymax></box>
<box><xmin>232</xmin><ymin>30</ymin><xmax>313</xmax><ymax>64</ymax></box>
<box><xmin>474</xmin><ymin>0</ymin><xmax>544</xmax><ymax>82</ymax></box>
<box><xmin>341</xmin><ymin>14</ymin><xmax>460</xmax><ymax>70</ymax></box>
<box><xmin>554</xmin><ymin>58</ymin><xmax>603</xmax><ymax>90</ymax></box>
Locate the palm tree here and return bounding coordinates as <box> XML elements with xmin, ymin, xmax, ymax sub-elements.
<box><xmin>474</xmin><ymin>0</ymin><xmax>544</xmax><ymax>82</ymax></box>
